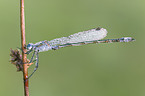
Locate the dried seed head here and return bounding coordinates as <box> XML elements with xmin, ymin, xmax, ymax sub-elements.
<box><xmin>10</xmin><ymin>48</ymin><xmax>23</xmax><ymax>71</ymax></box>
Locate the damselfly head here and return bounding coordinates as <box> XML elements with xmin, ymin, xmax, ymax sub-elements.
<box><xmin>26</xmin><ymin>43</ymin><xmax>34</xmax><ymax>51</ymax></box>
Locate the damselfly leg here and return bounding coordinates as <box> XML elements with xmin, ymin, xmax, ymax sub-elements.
<box><xmin>29</xmin><ymin>51</ymin><xmax>36</xmax><ymax>63</ymax></box>
<box><xmin>27</xmin><ymin>51</ymin><xmax>39</xmax><ymax>79</ymax></box>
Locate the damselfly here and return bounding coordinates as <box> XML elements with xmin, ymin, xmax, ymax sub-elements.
<box><xmin>25</xmin><ymin>27</ymin><xmax>135</xmax><ymax>79</ymax></box>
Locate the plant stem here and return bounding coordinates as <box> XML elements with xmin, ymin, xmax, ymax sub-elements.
<box><xmin>20</xmin><ymin>0</ymin><xmax>29</xmax><ymax>96</ymax></box>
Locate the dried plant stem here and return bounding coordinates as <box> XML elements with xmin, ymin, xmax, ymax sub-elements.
<box><xmin>20</xmin><ymin>0</ymin><xmax>29</xmax><ymax>96</ymax></box>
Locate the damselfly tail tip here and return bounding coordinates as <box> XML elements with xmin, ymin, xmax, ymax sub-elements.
<box><xmin>131</xmin><ymin>38</ymin><xmax>136</xmax><ymax>41</ymax></box>
<box><xmin>120</xmin><ymin>37</ymin><xmax>136</xmax><ymax>42</ymax></box>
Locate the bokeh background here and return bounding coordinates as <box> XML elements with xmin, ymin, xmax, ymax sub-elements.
<box><xmin>0</xmin><ymin>0</ymin><xmax>145</xmax><ymax>96</ymax></box>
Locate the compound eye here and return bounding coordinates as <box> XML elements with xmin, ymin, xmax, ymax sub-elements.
<box><xmin>26</xmin><ymin>43</ymin><xmax>33</xmax><ymax>50</ymax></box>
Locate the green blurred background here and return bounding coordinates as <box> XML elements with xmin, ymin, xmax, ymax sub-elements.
<box><xmin>0</xmin><ymin>0</ymin><xmax>145</xmax><ymax>96</ymax></box>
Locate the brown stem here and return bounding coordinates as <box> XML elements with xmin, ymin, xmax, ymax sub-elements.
<box><xmin>20</xmin><ymin>0</ymin><xmax>29</xmax><ymax>96</ymax></box>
